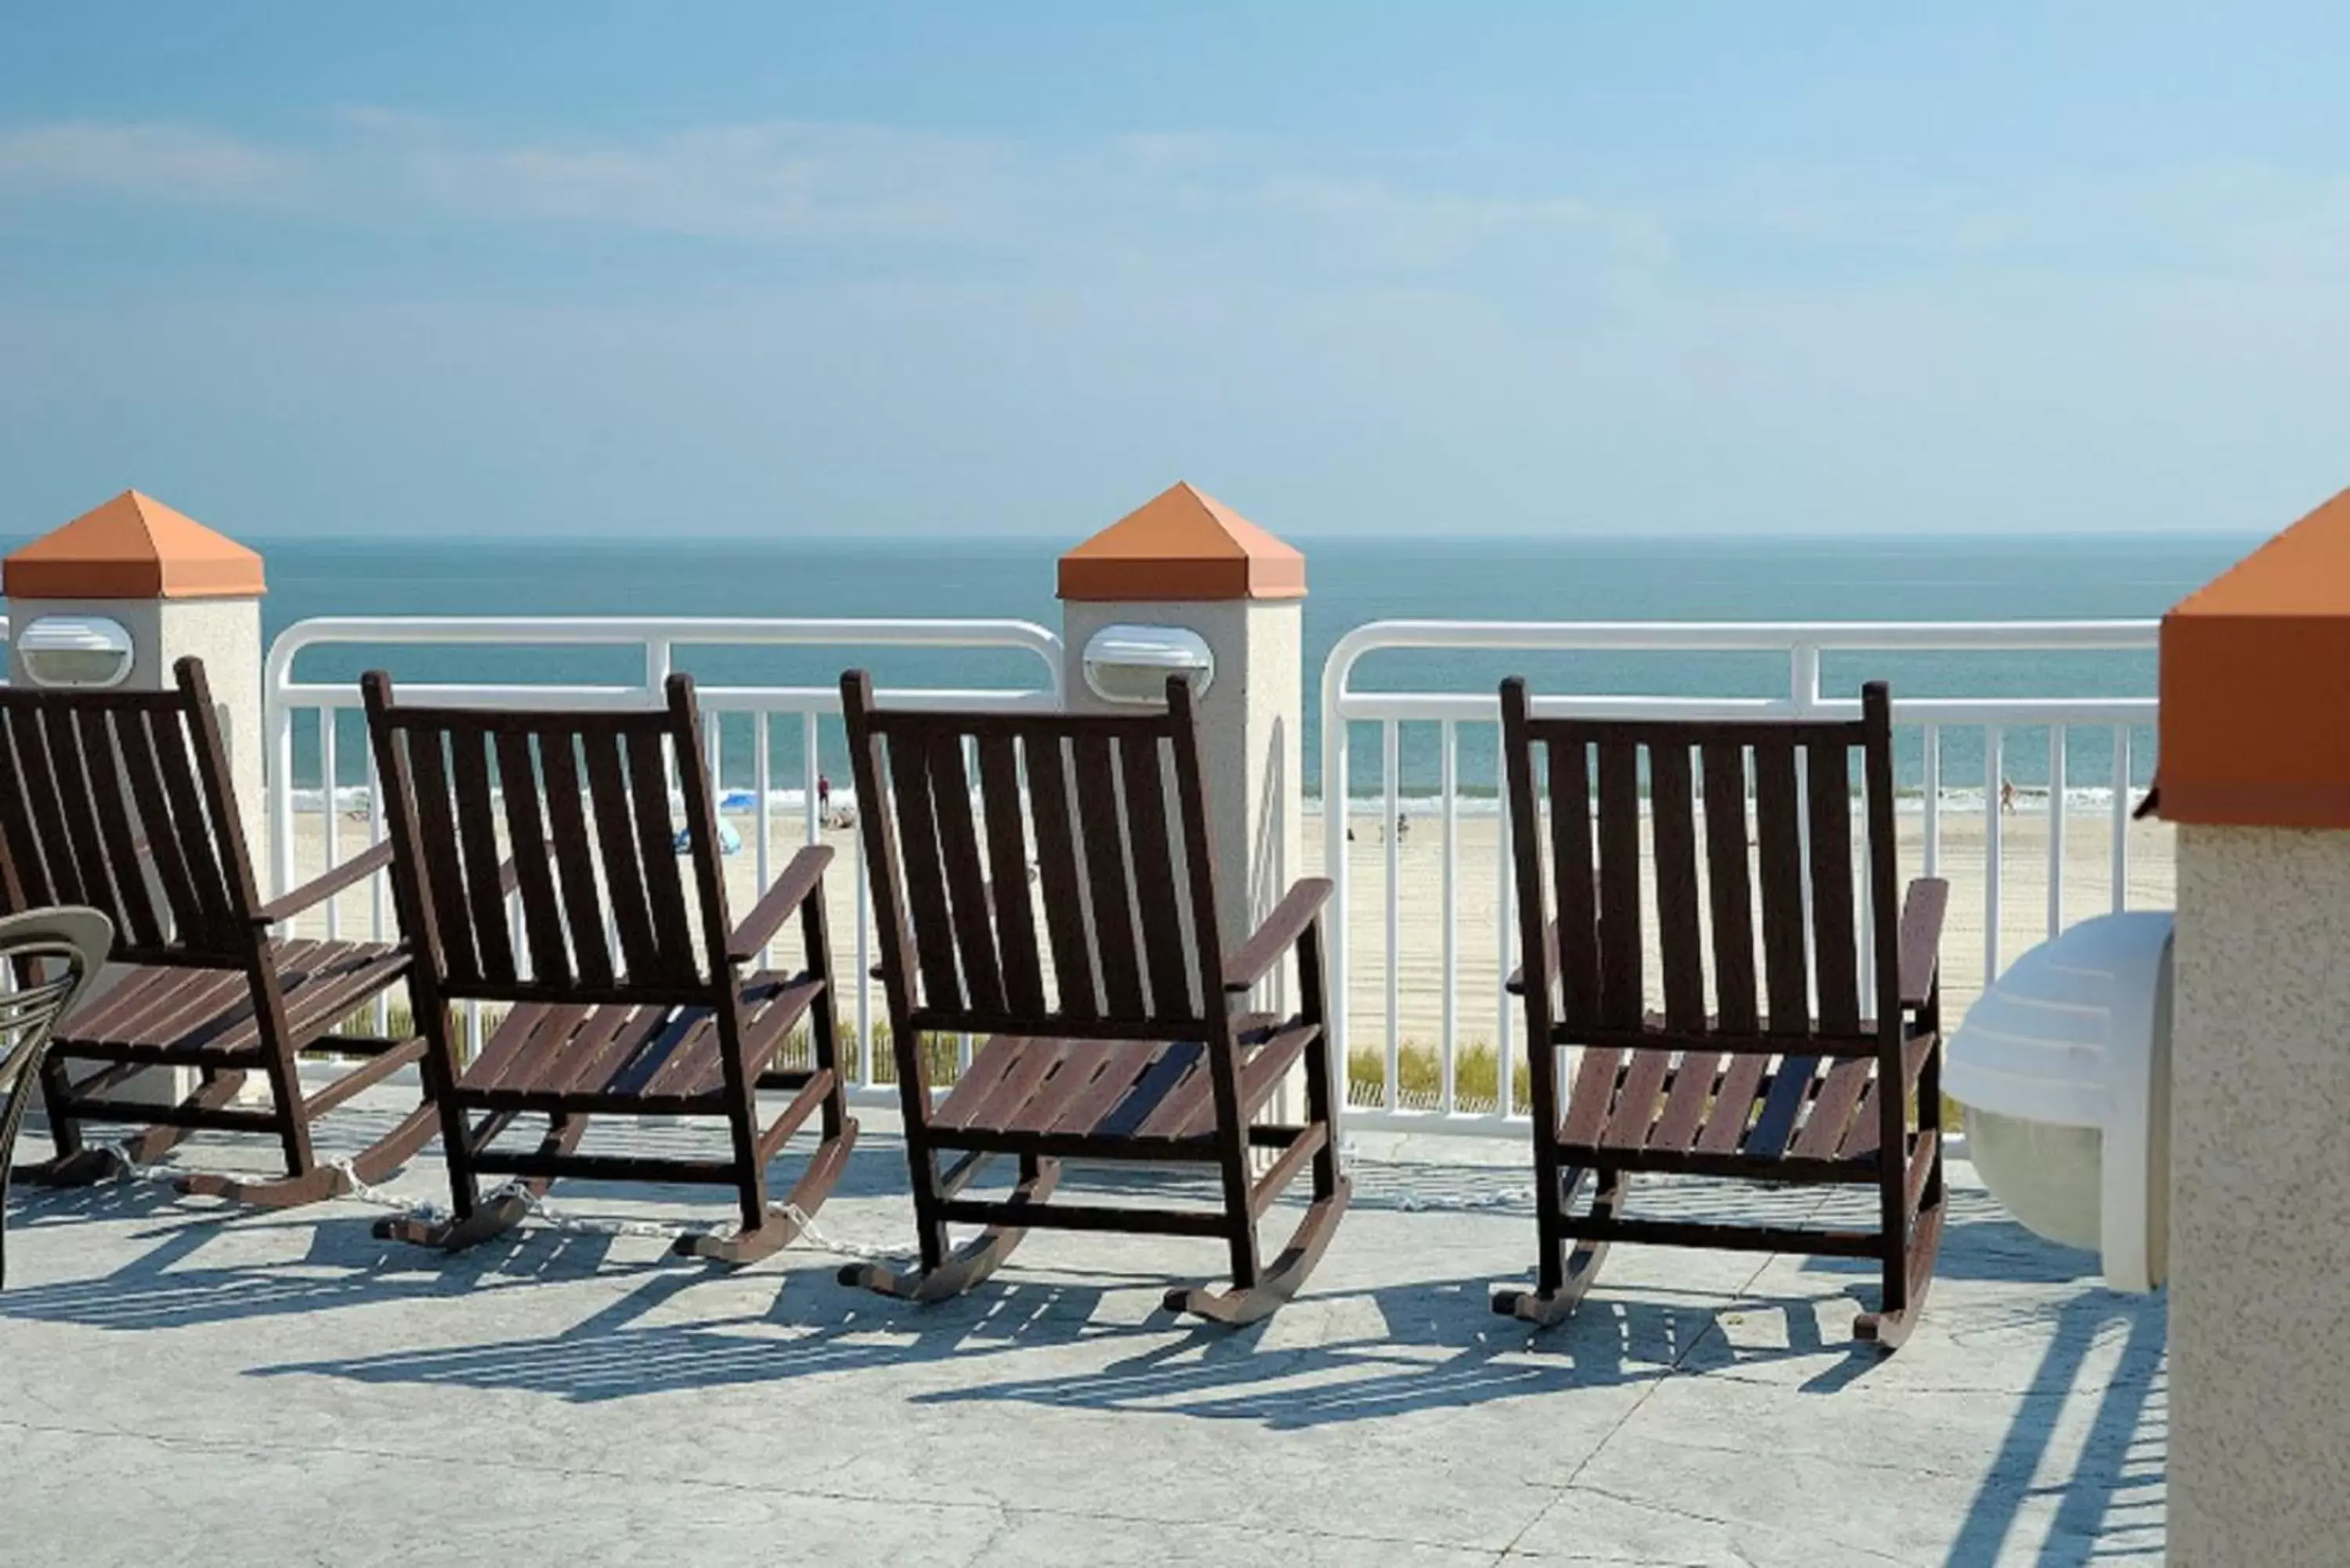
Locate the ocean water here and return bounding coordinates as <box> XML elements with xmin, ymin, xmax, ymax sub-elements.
<box><xmin>247</xmin><ymin>532</ymin><xmax>2253</xmax><ymax>803</ymax></box>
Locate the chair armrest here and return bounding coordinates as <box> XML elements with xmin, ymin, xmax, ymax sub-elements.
<box><xmin>1898</xmin><ymin>877</ymin><xmax>1950</xmax><ymax>1010</ymax></box>
<box><xmin>255</xmin><ymin>840</ymin><xmax>395</xmax><ymax>926</ymax></box>
<box><xmin>728</xmin><ymin>845</ymin><xmax>834</xmax><ymax>966</ymax></box>
<box><xmin>1223</xmin><ymin>878</ymin><xmax>1333</xmax><ymax>995</ymax></box>
<box><xmin>1504</xmin><ymin>919</ymin><xmax>1561</xmax><ymax>998</ymax></box>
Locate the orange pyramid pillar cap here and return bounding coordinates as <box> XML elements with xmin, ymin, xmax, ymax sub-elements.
<box><xmin>4</xmin><ymin>490</ymin><xmax>266</xmax><ymax>601</ymax></box>
<box><xmin>1058</xmin><ymin>482</ymin><xmax>1304</xmax><ymax>602</ymax></box>
<box><xmin>2157</xmin><ymin>485</ymin><xmax>2350</xmax><ymax>826</ymax></box>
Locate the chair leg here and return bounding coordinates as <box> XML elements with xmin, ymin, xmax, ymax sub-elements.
<box><xmin>841</xmin><ymin>1154</ymin><xmax>1060</xmax><ymax>1302</ymax></box>
<box><xmin>1493</xmin><ymin>1164</ymin><xmax>1628</xmax><ymax>1327</ymax></box>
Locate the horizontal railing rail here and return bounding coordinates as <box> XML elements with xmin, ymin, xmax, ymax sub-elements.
<box><xmin>264</xmin><ymin>616</ymin><xmax>1065</xmax><ymax>1102</ymax></box>
<box><xmin>1321</xmin><ymin>618</ymin><xmax>2163</xmax><ymax>1136</ymax></box>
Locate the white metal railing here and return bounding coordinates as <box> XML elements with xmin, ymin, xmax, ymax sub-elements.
<box><xmin>1321</xmin><ymin>619</ymin><xmax>2162</xmax><ymax>1134</ymax></box>
<box><xmin>264</xmin><ymin>616</ymin><xmax>1063</xmax><ymax>1097</ymax></box>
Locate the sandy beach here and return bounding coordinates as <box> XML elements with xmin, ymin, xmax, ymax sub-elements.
<box><xmin>278</xmin><ymin>797</ymin><xmax>2173</xmax><ymax>1089</ymax></box>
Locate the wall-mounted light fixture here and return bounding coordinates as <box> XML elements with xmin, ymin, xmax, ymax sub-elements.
<box><xmin>16</xmin><ymin>615</ymin><xmax>136</xmax><ymax>688</ymax></box>
<box><xmin>1081</xmin><ymin>623</ymin><xmax>1215</xmax><ymax>706</ymax></box>
<box><xmin>1945</xmin><ymin>910</ymin><xmax>2171</xmax><ymax>1292</ymax></box>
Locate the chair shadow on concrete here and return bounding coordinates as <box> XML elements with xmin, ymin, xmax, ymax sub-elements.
<box><xmin>238</xmin><ymin>1158</ymin><xmax>1864</xmax><ymax>1426</ymax></box>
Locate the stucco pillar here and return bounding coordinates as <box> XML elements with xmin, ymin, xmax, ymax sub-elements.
<box><xmin>1058</xmin><ymin>482</ymin><xmax>1307</xmax><ymax>1111</ymax></box>
<box><xmin>2150</xmin><ymin>485</ymin><xmax>2350</xmax><ymax>1562</ymax></box>
<box><xmin>5</xmin><ymin>490</ymin><xmax>269</xmax><ymax>1106</ymax></box>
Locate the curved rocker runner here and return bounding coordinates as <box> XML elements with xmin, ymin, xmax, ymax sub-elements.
<box><xmin>839</xmin><ymin>670</ymin><xmax>1348</xmax><ymax>1324</ymax></box>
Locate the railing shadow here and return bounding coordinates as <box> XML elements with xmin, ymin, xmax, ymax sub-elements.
<box><xmin>1937</xmin><ymin>1291</ymin><xmax>2167</xmax><ymax>1566</ymax></box>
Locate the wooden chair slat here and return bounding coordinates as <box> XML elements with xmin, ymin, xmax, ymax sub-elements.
<box><xmin>1792</xmin><ymin>1054</ymin><xmax>1875</xmax><ymax>1159</ymax></box>
<box><xmin>1744</xmin><ymin>1055</ymin><xmax>1820</xmax><ymax>1158</ymax></box>
<box><xmin>538</xmin><ymin>1004</ymin><xmax>649</xmax><ymax>1099</ymax></box>
<box><xmin>1694</xmin><ymin>1054</ymin><xmax>1769</xmax><ymax>1153</ymax></box>
<box><xmin>1557</xmin><ymin>1045</ymin><xmax>1622</xmax><ymax>1146</ymax></box>
<box><xmin>886</xmin><ymin>728</ymin><xmax>964</xmax><ymax>1013</ymax></box>
<box><xmin>495</xmin><ymin>731</ymin><xmax>571</xmax><ymax>985</ymax></box>
<box><xmin>539</xmin><ymin>733</ymin><xmax>613</xmax><ymax>986</ymax></box>
<box><xmin>1042</xmin><ymin>1046</ymin><xmax>1140</xmax><ymax>1135</ymax></box>
<box><xmin>989</xmin><ymin>1046</ymin><xmax>1120</xmax><ymax>1136</ymax></box>
<box><xmin>1594</xmin><ymin>739</ymin><xmax>1644</xmax><ymax>1028</ymax></box>
<box><xmin>1598</xmin><ymin>1048</ymin><xmax>1672</xmax><ymax>1149</ymax></box>
<box><xmin>1545</xmin><ymin>737</ymin><xmax>1600</xmax><ymax>1028</ymax></box>
<box><xmin>450</xmin><ymin>723</ymin><xmax>516</xmax><ymax>985</ymax></box>
<box><xmin>1072</xmin><ymin>733</ymin><xmax>1144</xmax><ymax>1017</ymax></box>
<box><xmin>1698</xmin><ymin>743</ymin><xmax>1758</xmax><ymax>1034</ymax></box>
<box><xmin>13</xmin><ymin>706</ymin><xmax>86</xmax><ymax>907</ymax></box>
<box><xmin>1806</xmin><ymin>742</ymin><xmax>1860</xmax><ymax>1037</ymax></box>
<box><xmin>977</xmin><ymin>735</ymin><xmax>1047</xmax><ymax>1015</ymax></box>
<box><xmin>0</xmin><ymin>710</ymin><xmax>57</xmax><ymax>908</ymax></box>
<box><xmin>624</xmin><ymin>727</ymin><xmax>696</xmax><ymax>985</ymax></box>
<box><xmin>114</xmin><ymin>707</ymin><xmax>203</xmax><ymax>947</ymax></box>
<box><xmin>75</xmin><ymin>709</ymin><xmax>162</xmax><ymax>949</ymax></box>
<box><xmin>145</xmin><ymin>706</ymin><xmax>235</xmax><ymax>948</ymax></box>
<box><xmin>1025</xmin><ymin>735</ymin><xmax>1097</xmax><ymax>1019</ymax></box>
<box><xmin>1127</xmin><ymin>1040</ymin><xmax>1217</xmax><ymax>1138</ymax></box>
<box><xmin>405</xmin><ymin>725</ymin><xmax>482</xmax><ymax>985</ymax></box>
<box><xmin>584</xmin><ymin>728</ymin><xmax>660</xmax><ymax>982</ymax></box>
<box><xmin>927</xmin><ymin>1034</ymin><xmax>1029</xmax><ymax>1131</ymax></box>
<box><xmin>1750</xmin><ymin>738</ymin><xmax>1810</xmax><ymax>1035</ymax></box>
<box><xmin>49</xmin><ymin>708</ymin><xmax>132</xmax><ymax>938</ymax></box>
<box><xmin>1647</xmin><ymin>743</ymin><xmax>1706</xmax><ymax>1031</ymax></box>
<box><xmin>927</xmin><ymin>732</ymin><xmax>1005</xmax><ymax>1016</ymax></box>
<box><xmin>1119</xmin><ymin>734</ymin><xmax>1195</xmax><ymax>1021</ymax></box>
<box><xmin>1648</xmin><ymin>1050</ymin><xmax>1722</xmax><ymax>1152</ymax></box>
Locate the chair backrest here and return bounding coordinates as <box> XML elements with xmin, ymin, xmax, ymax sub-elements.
<box><xmin>363</xmin><ymin>670</ymin><xmax>734</xmax><ymax>1007</ymax></box>
<box><xmin>0</xmin><ymin>659</ymin><xmax>262</xmax><ymax>965</ymax></box>
<box><xmin>1502</xmin><ymin>678</ymin><xmax>1902</xmax><ymax>1046</ymax></box>
<box><xmin>841</xmin><ymin>670</ymin><xmax>1224</xmax><ymax>1042</ymax></box>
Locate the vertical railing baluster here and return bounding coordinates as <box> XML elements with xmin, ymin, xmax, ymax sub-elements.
<box><xmin>1495</xmin><ymin>721</ymin><xmax>1514</xmax><ymax>1122</ymax></box>
<box><xmin>320</xmin><ymin>710</ymin><xmax>339</xmax><ymax>942</ymax></box>
<box><xmin>2112</xmin><ymin>723</ymin><xmax>2131</xmax><ymax>912</ymax></box>
<box><xmin>2048</xmin><ymin>724</ymin><xmax>2066</xmax><ymax>938</ymax></box>
<box><xmin>1326</xmin><ymin>713</ymin><xmax>1349</xmax><ymax>1111</ymax></box>
<box><xmin>370</xmin><ymin>746</ymin><xmax>389</xmax><ymax>1035</ymax></box>
<box><xmin>1440</xmin><ymin>717</ymin><xmax>1458</xmax><ymax>1115</ymax></box>
<box><xmin>1383</xmin><ymin>718</ymin><xmax>1401</xmax><ymax>1112</ymax></box>
<box><xmin>1985</xmin><ymin>725</ymin><xmax>2005</xmax><ymax>983</ymax></box>
<box><xmin>1922</xmin><ymin>723</ymin><xmax>1941</xmax><ymax>879</ymax></box>
<box><xmin>803</xmin><ymin>712</ymin><xmax>822</xmax><ymax>847</ymax></box>
<box><xmin>855</xmin><ymin>809</ymin><xmax>873</xmax><ymax>1089</ymax></box>
<box><xmin>754</xmin><ymin>710</ymin><xmax>772</xmax><ymax>966</ymax></box>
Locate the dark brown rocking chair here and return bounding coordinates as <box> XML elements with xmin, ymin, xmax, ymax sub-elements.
<box><xmin>1496</xmin><ymin>678</ymin><xmax>1950</xmax><ymax>1348</ymax></box>
<box><xmin>1</xmin><ymin>658</ymin><xmax>436</xmax><ymax>1205</ymax></box>
<box><xmin>363</xmin><ymin>669</ymin><xmax>855</xmax><ymax>1262</ymax></box>
<box><xmin>841</xmin><ymin>670</ymin><xmax>1347</xmax><ymax>1324</ymax></box>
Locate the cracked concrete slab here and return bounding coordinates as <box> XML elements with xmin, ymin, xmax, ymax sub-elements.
<box><xmin>0</xmin><ymin>1095</ymin><xmax>2164</xmax><ymax>1566</ymax></box>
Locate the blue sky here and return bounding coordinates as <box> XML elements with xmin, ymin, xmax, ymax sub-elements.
<box><xmin>3</xmin><ymin>3</ymin><xmax>2345</xmax><ymax>540</ymax></box>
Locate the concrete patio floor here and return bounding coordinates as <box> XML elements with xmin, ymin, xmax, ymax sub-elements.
<box><xmin>1</xmin><ymin>1091</ymin><xmax>2165</xmax><ymax>1566</ymax></box>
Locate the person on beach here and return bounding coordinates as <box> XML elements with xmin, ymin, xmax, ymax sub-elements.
<box><xmin>2000</xmin><ymin>778</ymin><xmax>2016</xmax><ymax>815</ymax></box>
<box><xmin>818</xmin><ymin>772</ymin><xmax>833</xmax><ymax>826</ymax></box>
